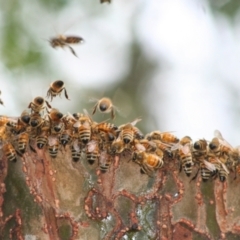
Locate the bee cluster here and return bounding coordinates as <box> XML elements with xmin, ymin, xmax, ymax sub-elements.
<box><xmin>0</xmin><ymin>80</ymin><xmax>240</xmax><ymax>183</ymax></box>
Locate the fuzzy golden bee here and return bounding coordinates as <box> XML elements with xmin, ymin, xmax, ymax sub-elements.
<box><xmin>92</xmin><ymin>97</ymin><xmax>116</xmax><ymax>119</ymax></box>
<box><xmin>172</xmin><ymin>136</ymin><xmax>193</xmax><ymax>177</ymax></box>
<box><xmin>49</xmin><ymin>35</ymin><xmax>84</xmax><ymax>58</ymax></box>
<box><xmin>119</xmin><ymin>118</ymin><xmax>143</xmax><ymax>144</ymax></box>
<box><xmin>100</xmin><ymin>0</ymin><xmax>111</xmax><ymax>3</ymax></box>
<box><xmin>28</xmin><ymin>97</ymin><xmax>52</xmax><ymax>114</ymax></box>
<box><xmin>0</xmin><ymin>90</ymin><xmax>4</xmax><ymax>106</ymax></box>
<box><xmin>2</xmin><ymin>143</ymin><xmax>21</xmax><ymax>162</ymax></box>
<box><xmin>86</xmin><ymin>140</ymin><xmax>99</xmax><ymax>165</ymax></box>
<box><xmin>132</xmin><ymin>151</ymin><xmax>164</xmax><ymax>177</ymax></box>
<box><xmin>71</xmin><ymin>139</ymin><xmax>81</xmax><ymax>162</ymax></box>
<box><xmin>47</xmin><ymin>80</ymin><xmax>69</xmax><ymax>101</ymax></box>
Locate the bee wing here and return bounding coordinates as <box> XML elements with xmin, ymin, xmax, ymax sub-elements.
<box><xmin>73</xmin><ymin>121</ymin><xmax>80</xmax><ymax>128</ymax></box>
<box><xmin>214</xmin><ymin>129</ymin><xmax>233</xmax><ymax>149</ymax></box>
<box><xmin>48</xmin><ymin>136</ymin><xmax>58</xmax><ymax>146</ymax></box>
<box><xmin>203</xmin><ymin>159</ymin><xmax>216</xmax><ymax>172</ymax></box>
<box><xmin>215</xmin><ymin>158</ymin><xmax>230</xmax><ymax>174</ymax></box>
<box><xmin>72</xmin><ymin>139</ymin><xmax>80</xmax><ymax>152</ymax></box>
<box><xmin>130</xmin><ymin>118</ymin><xmax>141</xmax><ymax>126</ymax></box>
<box><xmin>171</xmin><ymin>142</ymin><xmax>181</xmax><ymax>151</ymax></box>
<box><xmin>87</xmin><ymin>140</ymin><xmax>97</xmax><ymax>152</ymax></box>
<box><xmin>181</xmin><ymin>143</ymin><xmax>190</xmax><ymax>155</ymax></box>
<box><xmin>135</xmin><ymin>143</ymin><xmax>146</xmax><ymax>152</ymax></box>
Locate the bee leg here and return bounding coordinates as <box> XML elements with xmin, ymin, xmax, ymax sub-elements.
<box><xmin>45</xmin><ymin>100</ymin><xmax>52</xmax><ymax>109</ymax></box>
<box><xmin>16</xmin><ymin>150</ymin><xmax>23</xmax><ymax>158</ymax></box>
<box><xmin>92</xmin><ymin>104</ymin><xmax>98</xmax><ymax>115</ymax></box>
<box><xmin>29</xmin><ymin>144</ymin><xmax>37</xmax><ymax>153</ymax></box>
<box><xmin>190</xmin><ymin>169</ymin><xmax>199</xmax><ymax>182</ymax></box>
<box><xmin>111</xmin><ymin>109</ymin><xmax>115</xmax><ymax>119</ymax></box>
<box><xmin>68</xmin><ymin>46</ymin><xmax>78</xmax><ymax>58</ymax></box>
<box><xmin>64</xmin><ymin>88</ymin><xmax>70</xmax><ymax>100</ymax></box>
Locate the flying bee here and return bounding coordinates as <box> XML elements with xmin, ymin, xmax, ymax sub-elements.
<box><xmin>47</xmin><ymin>80</ymin><xmax>69</xmax><ymax>101</ymax></box>
<box><xmin>86</xmin><ymin>140</ymin><xmax>99</xmax><ymax>165</ymax></box>
<box><xmin>92</xmin><ymin>97</ymin><xmax>116</xmax><ymax>119</ymax></box>
<box><xmin>119</xmin><ymin>118</ymin><xmax>142</xmax><ymax>144</ymax></box>
<box><xmin>49</xmin><ymin>35</ymin><xmax>84</xmax><ymax>58</ymax></box>
<box><xmin>101</xmin><ymin>0</ymin><xmax>111</xmax><ymax>3</ymax></box>
<box><xmin>132</xmin><ymin>151</ymin><xmax>164</xmax><ymax>177</ymax></box>
<box><xmin>2</xmin><ymin>143</ymin><xmax>22</xmax><ymax>162</ymax></box>
<box><xmin>28</xmin><ymin>96</ymin><xmax>52</xmax><ymax>114</ymax></box>
<box><xmin>0</xmin><ymin>90</ymin><xmax>4</xmax><ymax>106</ymax></box>
<box><xmin>48</xmin><ymin>136</ymin><xmax>59</xmax><ymax>158</ymax></box>
<box><xmin>71</xmin><ymin>139</ymin><xmax>81</xmax><ymax>162</ymax></box>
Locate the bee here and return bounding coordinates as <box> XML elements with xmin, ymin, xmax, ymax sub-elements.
<box><xmin>99</xmin><ymin>151</ymin><xmax>112</xmax><ymax>173</ymax></box>
<box><xmin>229</xmin><ymin>146</ymin><xmax>240</xmax><ymax>178</ymax></box>
<box><xmin>73</xmin><ymin>113</ymin><xmax>92</xmax><ymax>144</ymax></box>
<box><xmin>110</xmin><ymin>137</ymin><xmax>125</xmax><ymax>154</ymax></box>
<box><xmin>132</xmin><ymin>139</ymin><xmax>156</xmax><ymax>153</ymax></box>
<box><xmin>48</xmin><ymin>108</ymin><xmax>64</xmax><ymax>122</ymax></box>
<box><xmin>71</xmin><ymin>139</ymin><xmax>81</xmax><ymax>162</ymax></box>
<box><xmin>46</xmin><ymin>80</ymin><xmax>69</xmax><ymax>101</ymax></box>
<box><xmin>28</xmin><ymin>97</ymin><xmax>52</xmax><ymax>114</ymax></box>
<box><xmin>19</xmin><ymin>110</ymin><xmax>31</xmax><ymax>126</ymax></box>
<box><xmin>172</xmin><ymin>136</ymin><xmax>193</xmax><ymax>177</ymax></box>
<box><xmin>92</xmin><ymin>97</ymin><xmax>116</xmax><ymax>119</ymax></box>
<box><xmin>2</xmin><ymin>143</ymin><xmax>21</xmax><ymax>162</ymax></box>
<box><xmin>132</xmin><ymin>151</ymin><xmax>164</xmax><ymax>177</ymax></box>
<box><xmin>119</xmin><ymin>119</ymin><xmax>143</xmax><ymax>144</ymax></box>
<box><xmin>59</xmin><ymin>130</ymin><xmax>72</xmax><ymax>147</ymax></box>
<box><xmin>17</xmin><ymin>132</ymin><xmax>29</xmax><ymax>154</ymax></box>
<box><xmin>0</xmin><ymin>90</ymin><xmax>4</xmax><ymax>106</ymax></box>
<box><xmin>101</xmin><ymin>0</ymin><xmax>111</xmax><ymax>3</ymax></box>
<box><xmin>146</xmin><ymin>131</ymin><xmax>179</xmax><ymax>145</ymax></box>
<box><xmin>29</xmin><ymin>114</ymin><xmax>44</xmax><ymax>129</ymax></box>
<box><xmin>36</xmin><ymin>133</ymin><xmax>48</xmax><ymax>149</ymax></box>
<box><xmin>91</xmin><ymin>121</ymin><xmax>118</xmax><ymax>142</ymax></box>
<box><xmin>86</xmin><ymin>140</ymin><xmax>99</xmax><ymax>165</ymax></box>
<box><xmin>49</xmin><ymin>35</ymin><xmax>84</xmax><ymax>58</ymax></box>
<box><xmin>48</xmin><ymin>136</ymin><xmax>59</xmax><ymax>158</ymax></box>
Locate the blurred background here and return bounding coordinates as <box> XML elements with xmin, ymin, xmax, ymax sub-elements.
<box><xmin>1</xmin><ymin>0</ymin><xmax>240</xmax><ymax>145</ymax></box>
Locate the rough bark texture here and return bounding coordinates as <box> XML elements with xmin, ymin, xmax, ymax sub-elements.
<box><xmin>1</xmin><ymin>142</ymin><xmax>240</xmax><ymax>240</ymax></box>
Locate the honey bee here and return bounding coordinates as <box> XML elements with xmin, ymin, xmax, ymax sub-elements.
<box><xmin>49</xmin><ymin>35</ymin><xmax>84</xmax><ymax>57</ymax></box>
<box><xmin>146</xmin><ymin>131</ymin><xmax>179</xmax><ymax>145</ymax></box>
<box><xmin>17</xmin><ymin>132</ymin><xmax>29</xmax><ymax>154</ymax></box>
<box><xmin>91</xmin><ymin>121</ymin><xmax>118</xmax><ymax>142</ymax></box>
<box><xmin>86</xmin><ymin>140</ymin><xmax>99</xmax><ymax>165</ymax></box>
<box><xmin>110</xmin><ymin>137</ymin><xmax>125</xmax><ymax>154</ymax></box>
<box><xmin>119</xmin><ymin>119</ymin><xmax>143</xmax><ymax>144</ymax></box>
<box><xmin>28</xmin><ymin>97</ymin><xmax>52</xmax><ymax>114</ymax></box>
<box><xmin>92</xmin><ymin>97</ymin><xmax>116</xmax><ymax>119</ymax></box>
<box><xmin>36</xmin><ymin>133</ymin><xmax>48</xmax><ymax>149</ymax></box>
<box><xmin>0</xmin><ymin>90</ymin><xmax>4</xmax><ymax>106</ymax></box>
<box><xmin>132</xmin><ymin>151</ymin><xmax>164</xmax><ymax>177</ymax></box>
<box><xmin>47</xmin><ymin>80</ymin><xmax>69</xmax><ymax>101</ymax></box>
<box><xmin>229</xmin><ymin>146</ymin><xmax>240</xmax><ymax>178</ymax></box>
<box><xmin>29</xmin><ymin>114</ymin><xmax>44</xmax><ymax>129</ymax></box>
<box><xmin>19</xmin><ymin>110</ymin><xmax>31</xmax><ymax>125</ymax></box>
<box><xmin>2</xmin><ymin>143</ymin><xmax>21</xmax><ymax>162</ymax></box>
<box><xmin>59</xmin><ymin>130</ymin><xmax>72</xmax><ymax>147</ymax></box>
<box><xmin>73</xmin><ymin>113</ymin><xmax>92</xmax><ymax>144</ymax></box>
<box><xmin>99</xmin><ymin>150</ymin><xmax>112</xmax><ymax>173</ymax></box>
<box><xmin>173</xmin><ymin>136</ymin><xmax>193</xmax><ymax>177</ymax></box>
<box><xmin>209</xmin><ymin>130</ymin><xmax>232</xmax><ymax>162</ymax></box>
<box><xmin>101</xmin><ymin>0</ymin><xmax>111</xmax><ymax>3</ymax></box>
<box><xmin>48</xmin><ymin>136</ymin><xmax>59</xmax><ymax>158</ymax></box>
<box><xmin>71</xmin><ymin>139</ymin><xmax>81</xmax><ymax>162</ymax></box>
